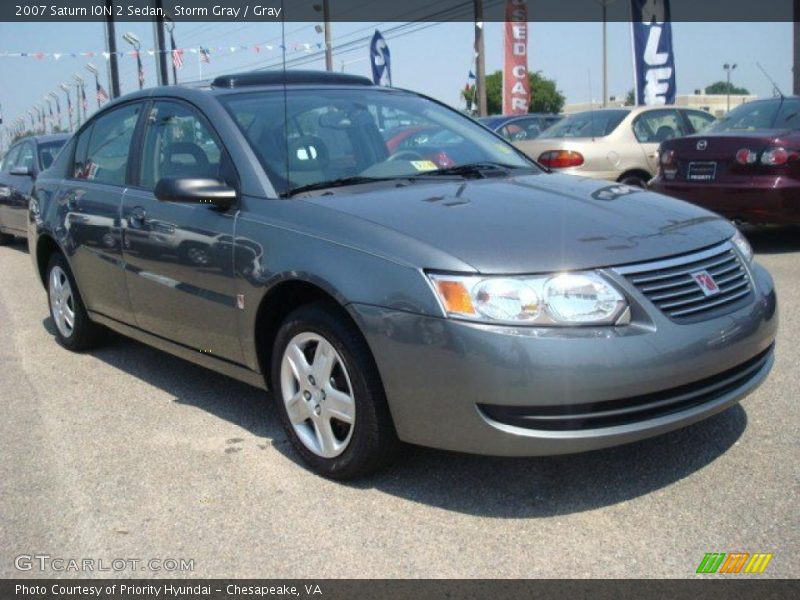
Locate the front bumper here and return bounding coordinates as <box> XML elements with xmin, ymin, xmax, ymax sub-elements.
<box><xmin>650</xmin><ymin>176</ymin><xmax>800</xmax><ymax>224</ymax></box>
<box><xmin>348</xmin><ymin>262</ymin><xmax>777</xmax><ymax>456</ymax></box>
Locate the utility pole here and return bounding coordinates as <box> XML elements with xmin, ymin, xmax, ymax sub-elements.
<box><xmin>153</xmin><ymin>0</ymin><xmax>170</xmax><ymax>86</ymax></box>
<box><xmin>602</xmin><ymin>3</ymin><xmax>608</xmax><ymax>106</ymax></box>
<box><xmin>473</xmin><ymin>0</ymin><xmax>487</xmax><ymax>116</ymax></box>
<box><xmin>316</xmin><ymin>0</ymin><xmax>332</xmax><ymax>71</ymax></box>
<box><xmin>795</xmin><ymin>0</ymin><xmax>800</xmax><ymax>94</ymax></box>
<box><xmin>105</xmin><ymin>0</ymin><xmax>120</xmax><ymax>98</ymax></box>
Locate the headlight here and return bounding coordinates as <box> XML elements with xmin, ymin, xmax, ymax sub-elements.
<box><xmin>428</xmin><ymin>271</ymin><xmax>627</xmax><ymax>326</ymax></box>
<box><xmin>731</xmin><ymin>230</ymin><xmax>753</xmax><ymax>263</ymax></box>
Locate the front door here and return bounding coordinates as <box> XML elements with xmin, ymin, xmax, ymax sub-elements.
<box><xmin>121</xmin><ymin>99</ymin><xmax>243</xmax><ymax>363</ymax></box>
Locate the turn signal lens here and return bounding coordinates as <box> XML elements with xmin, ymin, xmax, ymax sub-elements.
<box><xmin>538</xmin><ymin>150</ymin><xmax>585</xmax><ymax>169</ymax></box>
<box><xmin>761</xmin><ymin>147</ymin><xmax>790</xmax><ymax>166</ymax></box>
<box><xmin>431</xmin><ymin>279</ymin><xmax>475</xmax><ymax>316</ymax></box>
<box><xmin>660</xmin><ymin>149</ymin><xmax>676</xmax><ymax>166</ymax></box>
<box><xmin>736</xmin><ymin>148</ymin><xmax>758</xmax><ymax>165</ymax></box>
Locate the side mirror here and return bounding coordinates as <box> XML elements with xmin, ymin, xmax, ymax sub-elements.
<box><xmin>10</xmin><ymin>165</ymin><xmax>33</xmax><ymax>177</ymax></box>
<box><xmin>154</xmin><ymin>177</ymin><xmax>236</xmax><ymax>210</ymax></box>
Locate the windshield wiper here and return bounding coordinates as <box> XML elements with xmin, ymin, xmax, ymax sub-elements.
<box><xmin>413</xmin><ymin>162</ymin><xmax>527</xmax><ymax>178</ymax></box>
<box><xmin>285</xmin><ymin>176</ymin><xmax>401</xmax><ymax>197</ymax></box>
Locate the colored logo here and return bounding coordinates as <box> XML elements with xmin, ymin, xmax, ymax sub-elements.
<box><xmin>691</xmin><ymin>270</ymin><xmax>720</xmax><ymax>297</ymax></box>
<box><xmin>696</xmin><ymin>553</ymin><xmax>773</xmax><ymax>574</ymax></box>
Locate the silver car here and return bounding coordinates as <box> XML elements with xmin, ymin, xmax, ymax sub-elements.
<box><xmin>517</xmin><ymin>106</ymin><xmax>716</xmax><ymax>187</ymax></box>
<box><xmin>30</xmin><ymin>71</ymin><xmax>776</xmax><ymax>479</ymax></box>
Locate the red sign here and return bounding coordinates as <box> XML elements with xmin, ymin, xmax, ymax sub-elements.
<box><xmin>502</xmin><ymin>0</ymin><xmax>530</xmax><ymax>115</ymax></box>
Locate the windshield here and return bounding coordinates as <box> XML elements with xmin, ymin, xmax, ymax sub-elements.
<box><xmin>38</xmin><ymin>140</ymin><xmax>66</xmax><ymax>170</ymax></box>
<box><xmin>709</xmin><ymin>98</ymin><xmax>800</xmax><ymax>132</ymax></box>
<box><xmin>219</xmin><ymin>88</ymin><xmax>534</xmax><ymax>195</ymax></box>
<box><xmin>539</xmin><ymin>110</ymin><xmax>628</xmax><ymax>139</ymax></box>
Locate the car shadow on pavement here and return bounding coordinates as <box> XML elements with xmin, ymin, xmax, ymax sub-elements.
<box><xmin>1</xmin><ymin>238</ymin><xmax>30</xmax><ymax>253</ymax></box>
<box><xmin>43</xmin><ymin>317</ymin><xmax>747</xmax><ymax>519</ymax></box>
<box><xmin>743</xmin><ymin>225</ymin><xmax>800</xmax><ymax>255</ymax></box>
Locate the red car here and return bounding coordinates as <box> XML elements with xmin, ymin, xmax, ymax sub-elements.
<box><xmin>650</xmin><ymin>96</ymin><xmax>800</xmax><ymax>224</ymax></box>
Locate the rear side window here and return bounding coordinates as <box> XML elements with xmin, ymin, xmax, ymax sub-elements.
<box><xmin>633</xmin><ymin>110</ymin><xmax>687</xmax><ymax>143</ymax></box>
<box><xmin>73</xmin><ymin>103</ymin><xmax>140</xmax><ymax>185</ymax></box>
<box><xmin>685</xmin><ymin>110</ymin><xmax>715</xmax><ymax>133</ymax></box>
<box><xmin>775</xmin><ymin>99</ymin><xmax>800</xmax><ymax>130</ymax></box>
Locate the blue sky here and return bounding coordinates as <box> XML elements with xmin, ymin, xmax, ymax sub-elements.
<box><xmin>0</xmin><ymin>20</ymin><xmax>792</xmax><ymax>128</ymax></box>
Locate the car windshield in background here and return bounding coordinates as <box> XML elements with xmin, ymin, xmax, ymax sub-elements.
<box><xmin>38</xmin><ymin>140</ymin><xmax>66</xmax><ymax>170</ymax></box>
<box><xmin>539</xmin><ymin>110</ymin><xmax>628</xmax><ymax>139</ymax></box>
<box><xmin>219</xmin><ymin>89</ymin><xmax>534</xmax><ymax>196</ymax></box>
<box><xmin>709</xmin><ymin>98</ymin><xmax>800</xmax><ymax>132</ymax></box>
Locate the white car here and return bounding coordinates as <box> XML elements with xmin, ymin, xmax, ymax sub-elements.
<box><xmin>516</xmin><ymin>106</ymin><xmax>715</xmax><ymax>187</ymax></box>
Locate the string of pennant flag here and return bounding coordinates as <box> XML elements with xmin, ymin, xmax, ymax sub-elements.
<box><xmin>0</xmin><ymin>41</ymin><xmax>325</xmax><ymax>61</ymax></box>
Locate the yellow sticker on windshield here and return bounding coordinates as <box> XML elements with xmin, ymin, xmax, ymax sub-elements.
<box><xmin>410</xmin><ymin>160</ymin><xmax>438</xmax><ymax>171</ymax></box>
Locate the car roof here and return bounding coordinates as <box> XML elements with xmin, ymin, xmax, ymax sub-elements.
<box><xmin>11</xmin><ymin>133</ymin><xmax>70</xmax><ymax>146</ymax></box>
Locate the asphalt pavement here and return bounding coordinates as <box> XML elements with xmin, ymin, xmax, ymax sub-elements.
<box><xmin>1</xmin><ymin>228</ymin><xmax>797</xmax><ymax>578</ymax></box>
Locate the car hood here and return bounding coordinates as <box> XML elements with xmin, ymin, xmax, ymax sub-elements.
<box><xmin>300</xmin><ymin>172</ymin><xmax>734</xmax><ymax>274</ymax></box>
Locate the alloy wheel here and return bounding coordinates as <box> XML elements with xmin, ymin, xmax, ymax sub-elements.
<box><xmin>280</xmin><ymin>332</ymin><xmax>356</xmax><ymax>458</ymax></box>
<box><xmin>49</xmin><ymin>266</ymin><xmax>75</xmax><ymax>338</ymax></box>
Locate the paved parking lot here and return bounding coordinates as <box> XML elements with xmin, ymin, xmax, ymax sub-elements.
<box><xmin>1</xmin><ymin>228</ymin><xmax>798</xmax><ymax>579</ymax></box>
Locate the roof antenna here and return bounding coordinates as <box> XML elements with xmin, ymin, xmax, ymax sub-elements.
<box><xmin>756</xmin><ymin>62</ymin><xmax>785</xmax><ymax>99</ymax></box>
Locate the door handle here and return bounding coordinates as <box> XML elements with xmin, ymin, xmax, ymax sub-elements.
<box><xmin>129</xmin><ymin>206</ymin><xmax>147</xmax><ymax>228</ymax></box>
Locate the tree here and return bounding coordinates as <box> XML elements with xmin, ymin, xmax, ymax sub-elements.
<box><xmin>625</xmin><ymin>89</ymin><xmax>635</xmax><ymax>106</ymax></box>
<box><xmin>704</xmin><ymin>81</ymin><xmax>750</xmax><ymax>95</ymax></box>
<box><xmin>464</xmin><ymin>70</ymin><xmax>565</xmax><ymax>115</ymax></box>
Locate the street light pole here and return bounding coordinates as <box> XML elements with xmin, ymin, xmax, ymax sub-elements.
<box><xmin>105</xmin><ymin>0</ymin><xmax>120</xmax><ymax>98</ymax></box>
<box><xmin>724</xmin><ymin>63</ymin><xmax>737</xmax><ymax>112</ymax></box>
<box><xmin>473</xmin><ymin>0</ymin><xmax>487</xmax><ymax>117</ymax></box>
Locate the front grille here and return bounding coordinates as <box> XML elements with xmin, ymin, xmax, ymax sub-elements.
<box><xmin>615</xmin><ymin>242</ymin><xmax>753</xmax><ymax>323</ymax></box>
<box><xmin>479</xmin><ymin>345</ymin><xmax>772</xmax><ymax>431</ymax></box>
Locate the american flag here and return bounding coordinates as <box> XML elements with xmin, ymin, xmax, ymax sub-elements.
<box><xmin>96</xmin><ymin>81</ymin><xmax>109</xmax><ymax>104</ymax></box>
<box><xmin>81</xmin><ymin>83</ymin><xmax>88</xmax><ymax>113</ymax></box>
<box><xmin>170</xmin><ymin>32</ymin><xmax>184</xmax><ymax>70</ymax></box>
<box><xmin>199</xmin><ymin>46</ymin><xmax>211</xmax><ymax>64</ymax></box>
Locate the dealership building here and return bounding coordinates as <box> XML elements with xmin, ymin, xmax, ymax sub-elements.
<box><xmin>564</xmin><ymin>93</ymin><xmax>758</xmax><ymax>117</ymax></box>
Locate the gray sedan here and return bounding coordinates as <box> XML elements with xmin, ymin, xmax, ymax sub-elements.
<box><xmin>29</xmin><ymin>71</ymin><xmax>776</xmax><ymax>479</ymax></box>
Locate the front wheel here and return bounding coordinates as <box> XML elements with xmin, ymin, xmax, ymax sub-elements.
<box><xmin>271</xmin><ymin>302</ymin><xmax>399</xmax><ymax>479</ymax></box>
<box><xmin>46</xmin><ymin>253</ymin><xmax>107</xmax><ymax>351</ymax></box>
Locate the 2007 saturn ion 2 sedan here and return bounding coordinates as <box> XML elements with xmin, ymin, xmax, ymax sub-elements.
<box><xmin>29</xmin><ymin>71</ymin><xmax>777</xmax><ymax>479</ymax></box>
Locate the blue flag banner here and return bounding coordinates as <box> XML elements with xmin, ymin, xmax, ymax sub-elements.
<box><xmin>370</xmin><ymin>30</ymin><xmax>392</xmax><ymax>86</ymax></box>
<box><xmin>630</xmin><ymin>0</ymin><xmax>676</xmax><ymax>105</ymax></box>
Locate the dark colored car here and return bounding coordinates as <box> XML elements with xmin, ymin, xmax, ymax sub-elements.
<box><xmin>0</xmin><ymin>134</ymin><xmax>68</xmax><ymax>243</ymax></box>
<box><xmin>650</xmin><ymin>96</ymin><xmax>800</xmax><ymax>224</ymax></box>
<box><xmin>29</xmin><ymin>71</ymin><xmax>776</xmax><ymax>479</ymax></box>
<box><xmin>479</xmin><ymin>113</ymin><xmax>562</xmax><ymax>142</ymax></box>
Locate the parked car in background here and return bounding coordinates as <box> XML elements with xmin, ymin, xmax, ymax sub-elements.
<box><xmin>478</xmin><ymin>114</ymin><xmax>563</xmax><ymax>142</ymax></box>
<box><xmin>0</xmin><ymin>133</ymin><xmax>68</xmax><ymax>243</ymax></box>
<box><xmin>30</xmin><ymin>71</ymin><xmax>775</xmax><ymax>480</ymax></box>
<box><xmin>650</xmin><ymin>96</ymin><xmax>800</xmax><ymax>224</ymax></box>
<box><xmin>517</xmin><ymin>106</ymin><xmax>716</xmax><ymax>187</ymax></box>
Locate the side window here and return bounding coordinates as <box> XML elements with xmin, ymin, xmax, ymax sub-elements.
<box><xmin>633</xmin><ymin>110</ymin><xmax>687</xmax><ymax>143</ymax></box>
<box><xmin>3</xmin><ymin>145</ymin><xmax>21</xmax><ymax>171</ymax></box>
<box><xmin>74</xmin><ymin>104</ymin><xmax>140</xmax><ymax>185</ymax></box>
<box><xmin>16</xmin><ymin>143</ymin><xmax>35</xmax><ymax>171</ymax></box>
<box><xmin>685</xmin><ymin>110</ymin><xmax>715</xmax><ymax>133</ymax></box>
<box><xmin>139</xmin><ymin>101</ymin><xmax>223</xmax><ymax>190</ymax></box>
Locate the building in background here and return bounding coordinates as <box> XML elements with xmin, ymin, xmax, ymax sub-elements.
<box><xmin>563</xmin><ymin>93</ymin><xmax>758</xmax><ymax>117</ymax></box>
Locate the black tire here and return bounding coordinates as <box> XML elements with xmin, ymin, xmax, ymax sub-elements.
<box><xmin>0</xmin><ymin>232</ymin><xmax>14</xmax><ymax>245</ymax></box>
<box><xmin>270</xmin><ymin>301</ymin><xmax>400</xmax><ymax>479</ymax></box>
<box><xmin>46</xmin><ymin>252</ymin><xmax>107</xmax><ymax>351</ymax></box>
<box><xmin>619</xmin><ymin>174</ymin><xmax>649</xmax><ymax>188</ymax></box>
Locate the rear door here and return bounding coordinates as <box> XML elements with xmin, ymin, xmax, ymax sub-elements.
<box><xmin>121</xmin><ymin>99</ymin><xmax>243</xmax><ymax>363</ymax></box>
<box><xmin>632</xmin><ymin>109</ymin><xmax>689</xmax><ymax>173</ymax></box>
<box><xmin>1</xmin><ymin>141</ymin><xmax>37</xmax><ymax>234</ymax></box>
<box><xmin>0</xmin><ymin>144</ymin><xmax>22</xmax><ymax>233</ymax></box>
<box><xmin>62</xmin><ymin>102</ymin><xmax>143</xmax><ymax>324</ymax></box>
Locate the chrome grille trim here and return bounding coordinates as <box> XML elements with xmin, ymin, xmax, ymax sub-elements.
<box><xmin>614</xmin><ymin>241</ymin><xmax>754</xmax><ymax>323</ymax></box>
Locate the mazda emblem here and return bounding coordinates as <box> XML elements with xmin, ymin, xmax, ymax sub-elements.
<box><xmin>697</xmin><ymin>140</ymin><xmax>708</xmax><ymax>151</ymax></box>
